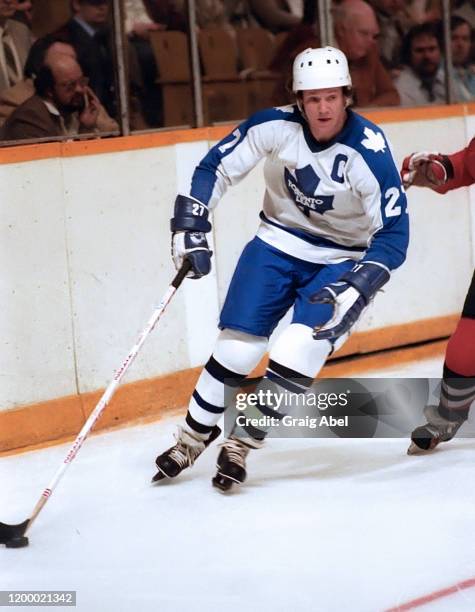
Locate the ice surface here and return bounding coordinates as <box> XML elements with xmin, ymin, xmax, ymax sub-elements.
<box><xmin>1</xmin><ymin>356</ymin><xmax>474</xmax><ymax>612</ymax></box>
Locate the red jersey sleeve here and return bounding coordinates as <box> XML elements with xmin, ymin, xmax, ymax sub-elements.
<box><xmin>436</xmin><ymin>138</ymin><xmax>475</xmax><ymax>194</ymax></box>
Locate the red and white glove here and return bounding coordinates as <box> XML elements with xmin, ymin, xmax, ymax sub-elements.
<box><xmin>400</xmin><ymin>151</ymin><xmax>451</xmax><ymax>189</ymax></box>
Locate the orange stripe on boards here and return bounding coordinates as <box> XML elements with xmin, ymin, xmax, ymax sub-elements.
<box><xmin>0</xmin><ymin>104</ymin><xmax>474</xmax><ymax>165</ymax></box>
<box><xmin>0</xmin><ymin>314</ymin><xmax>456</xmax><ymax>454</ymax></box>
<box><xmin>332</xmin><ymin>314</ymin><xmax>458</xmax><ymax>358</ymax></box>
<box><xmin>0</xmin><ymin>367</ymin><xmax>201</xmax><ymax>456</ymax></box>
<box><xmin>0</xmin><ymin>128</ymin><xmax>213</xmax><ymax>164</ymax></box>
<box><xmin>0</xmin><ymin>395</ymin><xmax>85</xmax><ymax>455</ymax></box>
<box><xmin>0</xmin><ymin>336</ymin><xmax>448</xmax><ymax>456</ymax></box>
<box><xmin>359</xmin><ymin>102</ymin><xmax>475</xmax><ymax>124</ymax></box>
<box><xmin>248</xmin><ymin>338</ymin><xmax>448</xmax><ymax>380</ymax></box>
<box><xmin>322</xmin><ymin>338</ymin><xmax>447</xmax><ymax>377</ymax></box>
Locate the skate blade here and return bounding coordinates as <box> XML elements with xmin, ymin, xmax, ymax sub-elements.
<box><xmin>212</xmin><ymin>474</ymin><xmax>238</xmax><ymax>493</ymax></box>
<box><xmin>407</xmin><ymin>441</ymin><xmax>434</xmax><ymax>455</ymax></box>
<box><xmin>151</xmin><ymin>469</ymin><xmax>168</xmax><ymax>483</ymax></box>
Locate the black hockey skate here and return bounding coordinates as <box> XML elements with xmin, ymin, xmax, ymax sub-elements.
<box><xmin>407</xmin><ymin>405</ymin><xmax>465</xmax><ymax>455</ymax></box>
<box><xmin>212</xmin><ymin>437</ymin><xmax>253</xmax><ymax>492</ymax></box>
<box><xmin>152</xmin><ymin>425</ymin><xmax>221</xmax><ymax>482</ymax></box>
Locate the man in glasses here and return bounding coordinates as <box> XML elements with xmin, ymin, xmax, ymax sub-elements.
<box><xmin>2</xmin><ymin>52</ymin><xmax>100</xmax><ymax>141</ymax></box>
<box><xmin>333</xmin><ymin>0</ymin><xmax>399</xmax><ymax>107</ymax></box>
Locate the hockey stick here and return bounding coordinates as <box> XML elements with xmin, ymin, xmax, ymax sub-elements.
<box><xmin>0</xmin><ymin>260</ymin><xmax>191</xmax><ymax>548</ymax></box>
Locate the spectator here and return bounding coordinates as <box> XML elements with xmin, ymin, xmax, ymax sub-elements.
<box><xmin>195</xmin><ymin>0</ymin><xmax>230</xmax><ymax>29</ymax></box>
<box><xmin>269</xmin><ymin>0</ymin><xmax>320</xmax><ymax>104</ymax></box>
<box><xmin>453</xmin><ymin>0</ymin><xmax>475</xmax><ymax>29</ymax></box>
<box><xmin>0</xmin><ymin>0</ymin><xmax>33</xmax><ymax>94</ymax></box>
<box><xmin>2</xmin><ymin>53</ymin><xmax>101</xmax><ymax>141</ymax></box>
<box><xmin>0</xmin><ymin>34</ymin><xmax>118</xmax><ymax>131</ymax></box>
<box><xmin>333</xmin><ymin>0</ymin><xmax>400</xmax><ymax>106</ymax></box>
<box><xmin>406</xmin><ymin>1</ymin><xmax>441</xmax><ymax>25</ymax></box>
<box><xmin>125</xmin><ymin>1</ymin><xmax>162</xmax><ymax>39</ymax></box>
<box><xmin>54</xmin><ymin>0</ymin><xmax>116</xmax><ymax>118</ymax></box>
<box><xmin>369</xmin><ymin>0</ymin><xmax>407</xmax><ymax>72</ymax></box>
<box><xmin>134</xmin><ymin>0</ymin><xmax>253</xmax><ymax>31</ymax></box>
<box><xmin>125</xmin><ymin>1</ymin><xmax>163</xmax><ymax>128</ymax></box>
<box><xmin>124</xmin><ymin>0</ymin><xmax>188</xmax><ymax>127</ymax></box>
<box><xmin>270</xmin><ymin>0</ymin><xmax>399</xmax><ymax>107</ymax></box>
<box><xmin>225</xmin><ymin>0</ymin><xmax>257</xmax><ymax>28</ymax></box>
<box><xmin>451</xmin><ymin>15</ymin><xmax>475</xmax><ymax>101</ymax></box>
<box><xmin>12</xmin><ymin>1</ymin><xmax>33</xmax><ymax>28</ymax></box>
<box><xmin>142</xmin><ymin>0</ymin><xmax>186</xmax><ymax>30</ymax></box>
<box><xmin>249</xmin><ymin>0</ymin><xmax>303</xmax><ymax>34</ymax></box>
<box><xmin>395</xmin><ymin>21</ymin><xmax>452</xmax><ymax>106</ymax></box>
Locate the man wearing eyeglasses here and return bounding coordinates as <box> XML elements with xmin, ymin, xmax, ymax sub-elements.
<box><xmin>1</xmin><ymin>52</ymin><xmax>100</xmax><ymax>141</ymax></box>
<box><xmin>333</xmin><ymin>0</ymin><xmax>400</xmax><ymax>107</ymax></box>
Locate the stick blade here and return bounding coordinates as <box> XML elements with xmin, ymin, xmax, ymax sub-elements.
<box><xmin>0</xmin><ymin>519</ymin><xmax>29</xmax><ymax>544</ymax></box>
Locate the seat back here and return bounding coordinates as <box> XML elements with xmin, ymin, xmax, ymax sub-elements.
<box><xmin>149</xmin><ymin>31</ymin><xmax>194</xmax><ymax>127</ymax></box>
<box><xmin>149</xmin><ymin>30</ymin><xmax>191</xmax><ymax>82</ymax></box>
<box><xmin>198</xmin><ymin>28</ymin><xmax>240</xmax><ymax>79</ymax></box>
<box><xmin>236</xmin><ymin>28</ymin><xmax>276</xmax><ymax>71</ymax></box>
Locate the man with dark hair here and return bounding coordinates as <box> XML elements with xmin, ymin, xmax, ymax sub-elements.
<box><xmin>2</xmin><ymin>52</ymin><xmax>100</xmax><ymax>141</ymax></box>
<box><xmin>395</xmin><ymin>21</ymin><xmax>449</xmax><ymax>106</ymax></box>
<box><xmin>55</xmin><ymin>0</ymin><xmax>116</xmax><ymax>117</ymax></box>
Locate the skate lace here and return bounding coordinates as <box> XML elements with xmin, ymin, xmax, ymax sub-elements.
<box><xmin>168</xmin><ymin>433</ymin><xmax>203</xmax><ymax>468</ymax></box>
<box><xmin>222</xmin><ymin>439</ymin><xmax>249</xmax><ymax>468</ymax></box>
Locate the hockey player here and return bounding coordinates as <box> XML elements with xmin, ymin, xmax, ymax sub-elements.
<box><xmin>401</xmin><ymin>141</ymin><xmax>475</xmax><ymax>454</ymax></box>
<box><xmin>153</xmin><ymin>46</ymin><xmax>409</xmax><ymax>491</ymax></box>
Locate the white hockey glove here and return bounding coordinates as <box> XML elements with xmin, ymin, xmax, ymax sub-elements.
<box><xmin>310</xmin><ymin>263</ymin><xmax>390</xmax><ymax>342</ymax></box>
<box><xmin>172</xmin><ymin>231</ymin><xmax>211</xmax><ymax>279</ymax></box>
<box><xmin>170</xmin><ymin>195</ymin><xmax>212</xmax><ymax>279</ymax></box>
<box><xmin>400</xmin><ymin>151</ymin><xmax>453</xmax><ymax>189</ymax></box>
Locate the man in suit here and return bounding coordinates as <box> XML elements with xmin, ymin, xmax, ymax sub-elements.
<box><xmin>55</xmin><ymin>0</ymin><xmax>116</xmax><ymax>117</ymax></box>
<box><xmin>0</xmin><ymin>34</ymin><xmax>118</xmax><ymax>132</ymax></box>
<box><xmin>2</xmin><ymin>52</ymin><xmax>100</xmax><ymax>141</ymax></box>
<box><xmin>0</xmin><ymin>0</ymin><xmax>33</xmax><ymax>94</ymax></box>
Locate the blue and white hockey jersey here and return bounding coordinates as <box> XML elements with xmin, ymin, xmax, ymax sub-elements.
<box><xmin>187</xmin><ymin>105</ymin><xmax>409</xmax><ymax>271</ymax></box>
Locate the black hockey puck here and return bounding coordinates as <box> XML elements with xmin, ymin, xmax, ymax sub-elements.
<box><xmin>5</xmin><ymin>536</ymin><xmax>29</xmax><ymax>548</ymax></box>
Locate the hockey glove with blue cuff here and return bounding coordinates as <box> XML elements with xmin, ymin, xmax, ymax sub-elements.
<box><xmin>171</xmin><ymin>195</ymin><xmax>212</xmax><ymax>279</ymax></box>
<box><xmin>310</xmin><ymin>262</ymin><xmax>390</xmax><ymax>342</ymax></box>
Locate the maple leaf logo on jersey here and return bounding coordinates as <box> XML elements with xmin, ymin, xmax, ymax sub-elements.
<box><xmin>285</xmin><ymin>166</ymin><xmax>334</xmax><ymax>216</ymax></box>
<box><xmin>361</xmin><ymin>127</ymin><xmax>386</xmax><ymax>153</ymax></box>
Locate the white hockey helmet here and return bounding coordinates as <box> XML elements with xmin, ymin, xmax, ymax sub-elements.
<box><xmin>292</xmin><ymin>46</ymin><xmax>352</xmax><ymax>92</ymax></box>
